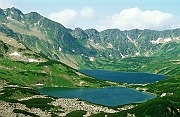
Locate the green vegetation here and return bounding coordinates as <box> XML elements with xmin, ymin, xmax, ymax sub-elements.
<box><xmin>21</xmin><ymin>98</ymin><xmax>54</xmax><ymax>111</ymax></box>
<box><xmin>0</xmin><ymin>87</ymin><xmax>40</xmax><ymax>99</ymax></box>
<box><xmin>13</xmin><ymin>109</ymin><xmax>40</xmax><ymax>117</ymax></box>
<box><xmin>0</xmin><ymin>58</ymin><xmax>115</xmax><ymax>88</ymax></box>
<box><xmin>0</xmin><ymin>84</ymin><xmax>40</xmax><ymax>103</ymax></box>
<box><xmin>130</xmin><ymin>97</ymin><xmax>180</xmax><ymax>117</ymax></box>
<box><xmin>66</xmin><ymin>110</ymin><xmax>87</xmax><ymax>117</ymax></box>
<box><xmin>81</xmin><ymin>56</ymin><xmax>180</xmax><ymax>77</ymax></box>
<box><xmin>146</xmin><ymin>75</ymin><xmax>180</xmax><ymax>96</ymax></box>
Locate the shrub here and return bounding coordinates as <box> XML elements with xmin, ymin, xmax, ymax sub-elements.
<box><xmin>66</xmin><ymin>110</ymin><xmax>87</xmax><ymax>117</ymax></box>
<box><xmin>21</xmin><ymin>98</ymin><xmax>54</xmax><ymax>111</ymax></box>
<box><xmin>13</xmin><ymin>109</ymin><xmax>39</xmax><ymax>117</ymax></box>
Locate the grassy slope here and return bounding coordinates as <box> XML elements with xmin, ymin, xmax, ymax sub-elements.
<box><xmin>82</xmin><ymin>56</ymin><xmax>180</xmax><ymax>75</ymax></box>
<box><xmin>0</xmin><ymin>57</ymin><xmax>115</xmax><ymax>88</ymax></box>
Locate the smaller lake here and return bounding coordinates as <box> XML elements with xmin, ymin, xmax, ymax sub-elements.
<box><xmin>79</xmin><ymin>70</ymin><xmax>168</xmax><ymax>84</ymax></box>
<box><xmin>37</xmin><ymin>87</ymin><xmax>155</xmax><ymax>106</ymax></box>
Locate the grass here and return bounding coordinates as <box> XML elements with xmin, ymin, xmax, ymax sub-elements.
<box><xmin>0</xmin><ymin>58</ymin><xmax>115</xmax><ymax>88</ymax></box>
<box><xmin>128</xmin><ymin>96</ymin><xmax>180</xmax><ymax>117</ymax></box>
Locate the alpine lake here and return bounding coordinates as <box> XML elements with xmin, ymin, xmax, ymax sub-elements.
<box><xmin>36</xmin><ymin>70</ymin><xmax>168</xmax><ymax>106</ymax></box>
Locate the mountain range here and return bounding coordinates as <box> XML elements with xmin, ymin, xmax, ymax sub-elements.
<box><xmin>0</xmin><ymin>7</ymin><xmax>179</xmax><ymax>71</ymax></box>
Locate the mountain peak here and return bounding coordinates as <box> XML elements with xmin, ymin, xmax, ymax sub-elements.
<box><xmin>27</xmin><ymin>11</ymin><xmax>41</xmax><ymax>17</ymax></box>
<box><xmin>4</xmin><ymin>7</ymin><xmax>23</xmax><ymax>15</ymax></box>
<box><xmin>3</xmin><ymin>7</ymin><xmax>24</xmax><ymax>21</ymax></box>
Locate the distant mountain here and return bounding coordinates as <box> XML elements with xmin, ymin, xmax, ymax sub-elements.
<box><xmin>0</xmin><ymin>7</ymin><xmax>179</xmax><ymax>73</ymax></box>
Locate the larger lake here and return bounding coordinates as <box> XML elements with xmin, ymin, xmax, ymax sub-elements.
<box><xmin>79</xmin><ymin>70</ymin><xmax>168</xmax><ymax>84</ymax></box>
<box><xmin>37</xmin><ymin>87</ymin><xmax>155</xmax><ymax>106</ymax></box>
<box><xmin>37</xmin><ymin>71</ymin><xmax>168</xmax><ymax>106</ymax></box>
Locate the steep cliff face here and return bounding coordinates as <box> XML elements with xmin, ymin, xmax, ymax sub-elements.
<box><xmin>0</xmin><ymin>7</ymin><xmax>180</xmax><ymax>70</ymax></box>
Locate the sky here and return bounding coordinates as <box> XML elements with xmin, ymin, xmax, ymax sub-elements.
<box><xmin>0</xmin><ymin>0</ymin><xmax>180</xmax><ymax>31</ymax></box>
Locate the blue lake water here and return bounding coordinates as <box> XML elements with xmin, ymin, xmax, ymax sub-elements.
<box><xmin>36</xmin><ymin>87</ymin><xmax>155</xmax><ymax>106</ymax></box>
<box><xmin>36</xmin><ymin>71</ymin><xmax>168</xmax><ymax>106</ymax></box>
<box><xmin>79</xmin><ymin>70</ymin><xmax>169</xmax><ymax>84</ymax></box>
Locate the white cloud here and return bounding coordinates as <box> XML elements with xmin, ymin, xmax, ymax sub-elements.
<box><xmin>48</xmin><ymin>6</ymin><xmax>97</xmax><ymax>29</ymax></box>
<box><xmin>48</xmin><ymin>7</ymin><xmax>180</xmax><ymax>31</ymax></box>
<box><xmin>48</xmin><ymin>9</ymin><xmax>78</xmax><ymax>29</ymax></box>
<box><xmin>0</xmin><ymin>0</ymin><xmax>14</xmax><ymax>9</ymax></box>
<box><xmin>96</xmin><ymin>7</ymin><xmax>180</xmax><ymax>31</ymax></box>
<box><xmin>80</xmin><ymin>6</ymin><xmax>96</xmax><ymax>20</ymax></box>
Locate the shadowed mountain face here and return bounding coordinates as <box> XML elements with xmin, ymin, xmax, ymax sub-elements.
<box><xmin>0</xmin><ymin>7</ymin><xmax>179</xmax><ymax>71</ymax></box>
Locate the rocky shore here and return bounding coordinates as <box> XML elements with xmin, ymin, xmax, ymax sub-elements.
<box><xmin>0</xmin><ymin>79</ymin><xmax>119</xmax><ymax>117</ymax></box>
<box><xmin>0</xmin><ymin>95</ymin><xmax>117</xmax><ymax>117</ymax></box>
<box><xmin>51</xmin><ymin>98</ymin><xmax>117</xmax><ymax>116</ymax></box>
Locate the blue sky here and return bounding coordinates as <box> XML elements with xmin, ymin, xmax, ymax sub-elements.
<box><xmin>0</xmin><ymin>0</ymin><xmax>180</xmax><ymax>31</ymax></box>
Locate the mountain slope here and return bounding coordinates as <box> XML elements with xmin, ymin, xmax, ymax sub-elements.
<box><xmin>0</xmin><ymin>24</ymin><xmax>114</xmax><ymax>88</ymax></box>
<box><xmin>1</xmin><ymin>7</ymin><xmax>97</xmax><ymax>69</ymax></box>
